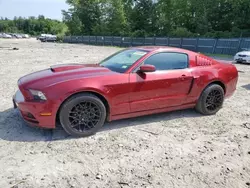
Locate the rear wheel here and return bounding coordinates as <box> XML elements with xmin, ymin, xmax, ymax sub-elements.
<box><xmin>59</xmin><ymin>93</ymin><xmax>106</xmax><ymax>137</ymax></box>
<box><xmin>195</xmin><ymin>84</ymin><xmax>224</xmax><ymax>115</ymax></box>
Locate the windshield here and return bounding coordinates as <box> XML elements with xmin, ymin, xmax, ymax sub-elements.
<box><xmin>99</xmin><ymin>49</ymin><xmax>148</xmax><ymax>73</ymax></box>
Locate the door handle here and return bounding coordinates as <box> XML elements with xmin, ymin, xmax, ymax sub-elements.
<box><xmin>179</xmin><ymin>75</ymin><xmax>186</xmax><ymax>81</ymax></box>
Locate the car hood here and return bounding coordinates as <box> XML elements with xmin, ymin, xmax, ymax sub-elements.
<box><xmin>18</xmin><ymin>63</ymin><xmax>116</xmax><ymax>89</ymax></box>
<box><xmin>237</xmin><ymin>51</ymin><xmax>250</xmax><ymax>55</ymax></box>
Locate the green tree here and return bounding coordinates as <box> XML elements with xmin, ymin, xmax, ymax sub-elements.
<box><xmin>130</xmin><ymin>0</ymin><xmax>156</xmax><ymax>36</ymax></box>
<box><xmin>61</xmin><ymin>0</ymin><xmax>250</xmax><ymax>38</ymax></box>
<box><xmin>106</xmin><ymin>0</ymin><xmax>128</xmax><ymax>35</ymax></box>
<box><xmin>0</xmin><ymin>16</ymin><xmax>68</xmax><ymax>36</ymax></box>
<box><xmin>155</xmin><ymin>0</ymin><xmax>173</xmax><ymax>36</ymax></box>
<box><xmin>63</xmin><ymin>0</ymin><xmax>103</xmax><ymax>35</ymax></box>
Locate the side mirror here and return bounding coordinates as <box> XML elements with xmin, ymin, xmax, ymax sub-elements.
<box><xmin>138</xmin><ymin>65</ymin><xmax>156</xmax><ymax>73</ymax></box>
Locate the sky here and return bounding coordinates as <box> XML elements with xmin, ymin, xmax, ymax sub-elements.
<box><xmin>0</xmin><ymin>0</ymin><xmax>69</xmax><ymax>20</ymax></box>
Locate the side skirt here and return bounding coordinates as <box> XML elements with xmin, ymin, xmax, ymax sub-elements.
<box><xmin>109</xmin><ymin>103</ymin><xmax>196</xmax><ymax>121</ymax></box>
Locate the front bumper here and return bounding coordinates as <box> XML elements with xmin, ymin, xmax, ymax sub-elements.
<box><xmin>13</xmin><ymin>90</ymin><xmax>56</xmax><ymax>129</ymax></box>
<box><xmin>234</xmin><ymin>57</ymin><xmax>250</xmax><ymax>63</ymax></box>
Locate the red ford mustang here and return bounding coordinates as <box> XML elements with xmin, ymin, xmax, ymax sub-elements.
<box><xmin>13</xmin><ymin>46</ymin><xmax>238</xmax><ymax>137</ymax></box>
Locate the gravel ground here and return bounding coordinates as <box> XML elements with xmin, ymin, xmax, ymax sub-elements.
<box><xmin>0</xmin><ymin>39</ymin><xmax>250</xmax><ymax>188</ymax></box>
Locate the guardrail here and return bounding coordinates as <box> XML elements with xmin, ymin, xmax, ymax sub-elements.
<box><xmin>63</xmin><ymin>36</ymin><xmax>250</xmax><ymax>55</ymax></box>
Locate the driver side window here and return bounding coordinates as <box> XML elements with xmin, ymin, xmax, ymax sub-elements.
<box><xmin>144</xmin><ymin>52</ymin><xmax>188</xmax><ymax>71</ymax></box>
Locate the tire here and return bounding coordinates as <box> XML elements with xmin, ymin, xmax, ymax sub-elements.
<box><xmin>195</xmin><ymin>84</ymin><xmax>224</xmax><ymax>115</ymax></box>
<box><xmin>59</xmin><ymin>93</ymin><xmax>106</xmax><ymax>137</ymax></box>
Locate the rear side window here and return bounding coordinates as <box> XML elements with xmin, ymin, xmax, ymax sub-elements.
<box><xmin>144</xmin><ymin>52</ymin><xmax>188</xmax><ymax>71</ymax></box>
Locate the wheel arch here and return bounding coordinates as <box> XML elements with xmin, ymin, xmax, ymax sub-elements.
<box><xmin>195</xmin><ymin>80</ymin><xmax>226</xmax><ymax>115</ymax></box>
<box><xmin>198</xmin><ymin>80</ymin><xmax>226</xmax><ymax>98</ymax></box>
<box><xmin>55</xmin><ymin>90</ymin><xmax>111</xmax><ymax>126</ymax></box>
<box><xmin>207</xmin><ymin>80</ymin><xmax>226</xmax><ymax>94</ymax></box>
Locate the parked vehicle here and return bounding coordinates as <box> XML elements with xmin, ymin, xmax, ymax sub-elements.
<box><xmin>37</xmin><ymin>34</ymin><xmax>57</xmax><ymax>42</ymax></box>
<box><xmin>13</xmin><ymin>46</ymin><xmax>238</xmax><ymax>137</ymax></box>
<box><xmin>2</xmin><ymin>33</ymin><xmax>12</xmax><ymax>38</ymax></box>
<box><xmin>0</xmin><ymin>33</ymin><xmax>29</xmax><ymax>39</ymax></box>
<box><xmin>41</xmin><ymin>35</ymin><xmax>57</xmax><ymax>42</ymax></box>
<box><xmin>13</xmin><ymin>34</ymin><xmax>23</xmax><ymax>39</ymax></box>
<box><xmin>37</xmin><ymin>34</ymin><xmax>47</xmax><ymax>40</ymax></box>
<box><xmin>234</xmin><ymin>49</ymin><xmax>250</xmax><ymax>64</ymax></box>
<box><xmin>21</xmin><ymin>34</ymin><xmax>29</xmax><ymax>38</ymax></box>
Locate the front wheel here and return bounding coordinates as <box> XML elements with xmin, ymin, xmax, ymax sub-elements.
<box><xmin>59</xmin><ymin>93</ymin><xmax>106</xmax><ymax>137</ymax></box>
<box><xmin>195</xmin><ymin>84</ymin><xmax>224</xmax><ymax>115</ymax></box>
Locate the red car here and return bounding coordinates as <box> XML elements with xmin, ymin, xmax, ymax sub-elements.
<box><xmin>13</xmin><ymin>46</ymin><xmax>238</xmax><ymax>137</ymax></box>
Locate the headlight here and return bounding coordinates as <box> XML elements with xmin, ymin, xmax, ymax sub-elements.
<box><xmin>29</xmin><ymin>89</ymin><xmax>47</xmax><ymax>101</ymax></box>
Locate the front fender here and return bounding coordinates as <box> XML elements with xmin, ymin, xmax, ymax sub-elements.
<box><xmin>44</xmin><ymin>79</ymin><xmax>112</xmax><ymax>121</ymax></box>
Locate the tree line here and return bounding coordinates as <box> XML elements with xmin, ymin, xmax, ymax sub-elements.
<box><xmin>62</xmin><ymin>0</ymin><xmax>250</xmax><ymax>38</ymax></box>
<box><xmin>0</xmin><ymin>0</ymin><xmax>249</xmax><ymax>38</ymax></box>
<box><xmin>0</xmin><ymin>15</ymin><xmax>68</xmax><ymax>37</ymax></box>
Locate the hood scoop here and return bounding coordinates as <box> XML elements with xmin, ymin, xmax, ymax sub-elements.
<box><xmin>50</xmin><ymin>64</ymin><xmax>85</xmax><ymax>72</ymax></box>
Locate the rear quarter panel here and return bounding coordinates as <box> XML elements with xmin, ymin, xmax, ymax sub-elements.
<box><xmin>217</xmin><ymin>63</ymin><xmax>238</xmax><ymax>97</ymax></box>
<box><xmin>188</xmin><ymin>62</ymin><xmax>238</xmax><ymax>103</ymax></box>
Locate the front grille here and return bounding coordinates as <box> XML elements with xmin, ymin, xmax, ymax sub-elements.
<box><xmin>239</xmin><ymin>54</ymin><xmax>247</xmax><ymax>57</ymax></box>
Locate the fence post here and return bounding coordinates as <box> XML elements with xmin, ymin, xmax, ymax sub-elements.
<box><xmin>88</xmin><ymin>36</ymin><xmax>90</xmax><ymax>45</ymax></box>
<box><xmin>81</xmin><ymin>36</ymin><xmax>83</xmax><ymax>44</ymax></box>
<box><xmin>153</xmin><ymin>37</ymin><xmax>156</xmax><ymax>45</ymax></box>
<box><xmin>111</xmin><ymin>36</ymin><xmax>114</xmax><ymax>46</ymax></box>
<box><xmin>180</xmin><ymin>38</ymin><xmax>183</xmax><ymax>48</ymax></box>
<box><xmin>167</xmin><ymin>37</ymin><xmax>169</xmax><ymax>46</ymax></box>
<box><xmin>195</xmin><ymin>38</ymin><xmax>199</xmax><ymax>52</ymax></box>
<box><xmin>237</xmin><ymin>38</ymin><xmax>243</xmax><ymax>52</ymax></box>
<box><xmin>131</xmin><ymin>37</ymin><xmax>133</xmax><ymax>47</ymax></box>
<box><xmin>212</xmin><ymin>38</ymin><xmax>218</xmax><ymax>54</ymax></box>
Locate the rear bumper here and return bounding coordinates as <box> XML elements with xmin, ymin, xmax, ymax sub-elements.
<box><xmin>225</xmin><ymin>88</ymin><xmax>236</xmax><ymax>98</ymax></box>
<box><xmin>13</xmin><ymin>90</ymin><xmax>56</xmax><ymax>129</ymax></box>
<box><xmin>225</xmin><ymin>72</ymin><xmax>238</xmax><ymax>98</ymax></box>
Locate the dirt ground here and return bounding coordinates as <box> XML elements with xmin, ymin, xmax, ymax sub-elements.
<box><xmin>0</xmin><ymin>39</ymin><xmax>249</xmax><ymax>188</ymax></box>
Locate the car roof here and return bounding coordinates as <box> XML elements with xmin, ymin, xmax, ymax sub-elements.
<box><xmin>130</xmin><ymin>46</ymin><xmax>195</xmax><ymax>54</ymax></box>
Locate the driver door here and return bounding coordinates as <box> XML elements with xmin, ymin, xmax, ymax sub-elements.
<box><xmin>129</xmin><ymin>52</ymin><xmax>193</xmax><ymax>112</ymax></box>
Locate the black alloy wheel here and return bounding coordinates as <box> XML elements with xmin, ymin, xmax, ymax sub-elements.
<box><xmin>195</xmin><ymin>84</ymin><xmax>225</xmax><ymax>115</ymax></box>
<box><xmin>59</xmin><ymin>93</ymin><xmax>106</xmax><ymax>137</ymax></box>
<box><xmin>205</xmin><ymin>89</ymin><xmax>224</xmax><ymax>112</ymax></box>
<box><xmin>69</xmin><ymin>101</ymin><xmax>102</xmax><ymax>132</ymax></box>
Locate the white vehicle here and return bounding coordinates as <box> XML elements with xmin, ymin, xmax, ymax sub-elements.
<box><xmin>23</xmin><ymin>34</ymin><xmax>30</xmax><ymax>38</ymax></box>
<box><xmin>2</xmin><ymin>33</ymin><xmax>12</xmax><ymax>38</ymax></box>
<box><xmin>19</xmin><ymin>34</ymin><xmax>29</xmax><ymax>38</ymax></box>
<box><xmin>234</xmin><ymin>49</ymin><xmax>250</xmax><ymax>64</ymax></box>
